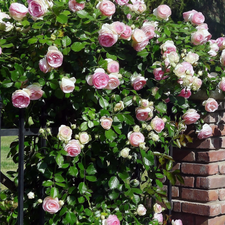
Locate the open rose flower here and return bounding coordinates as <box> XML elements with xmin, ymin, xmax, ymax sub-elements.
<box><xmin>28</xmin><ymin>0</ymin><xmax>48</xmax><ymax>19</ymax></box>
<box><xmin>128</xmin><ymin>131</ymin><xmax>145</xmax><ymax>147</ymax></box>
<box><xmin>191</xmin><ymin>77</ymin><xmax>202</xmax><ymax>91</ymax></box>
<box><xmin>132</xmin><ymin>28</ymin><xmax>148</xmax><ymax>43</ymax></box>
<box><xmin>178</xmin><ymin>88</ymin><xmax>192</xmax><ymax>99</ymax></box>
<box><xmin>114</xmin><ymin>101</ymin><xmax>124</xmax><ymax>111</ymax></box>
<box><xmin>153</xmin><ymin>4</ymin><xmax>171</xmax><ymax>21</ymax></box>
<box><xmin>219</xmin><ymin>77</ymin><xmax>225</xmax><ymax>91</ymax></box>
<box><xmin>111</xmin><ymin>21</ymin><xmax>126</xmax><ymax>35</ymax></box>
<box><xmin>106</xmin><ymin>59</ymin><xmax>119</xmax><ymax>73</ymax></box>
<box><xmin>64</xmin><ymin>139</ymin><xmax>81</xmax><ymax>157</ymax></box>
<box><xmin>39</xmin><ymin>57</ymin><xmax>52</xmax><ymax>73</ymax></box>
<box><xmin>197</xmin><ymin>124</ymin><xmax>212</xmax><ymax>139</ymax></box>
<box><xmin>190</xmin><ymin>12</ymin><xmax>205</xmax><ymax>25</ymax></box>
<box><xmin>68</xmin><ymin>0</ymin><xmax>85</xmax><ymax>12</ymax></box>
<box><xmin>153</xmin><ymin>213</ymin><xmax>163</xmax><ymax>224</ymax></box>
<box><xmin>184</xmin><ymin>52</ymin><xmax>199</xmax><ymax>64</ymax></box>
<box><xmin>92</xmin><ymin>69</ymin><xmax>109</xmax><ymax>89</ymax></box>
<box><xmin>78</xmin><ymin>132</ymin><xmax>90</xmax><ymax>144</ymax></box>
<box><xmin>0</xmin><ymin>12</ymin><xmax>13</xmax><ymax>32</ymax></box>
<box><xmin>191</xmin><ymin>29</ymin><xmax>211</xmax><ymax>45</ymax></box>
<box><xmin>105</xmin><ymin>74</ymin><xmax>120</xmax><ymax>90</ymax></box>
<box><xmin>183</xmin><ymin>9</ymin><xmax>197</xmax><ymax>21</ymax></box>
<box><xmin>9</xmin><ymin>3</ymin><xmax>28</xmax><ymax>21</ymax></box>
<box><xmin>137</xmin><ymin>204</ymin><xmax>146</xmax><ymax>216</ymax></box>
<box><xmin>132</xmin><ymin>39</ymin><xmax>149</xmax><ymax>52</ymax></box>
<box><xmin>115</xmin><ymin>0</ymin><xmax>129</xmax><ymax>6</ymax></box>
<box><xmin>98</xmin><ymin>24</ymin><xmax>118</xmax><ymax>47</ymax></box>
<box><xmin>153</xmin><ymin>203</ymin><xmax>164</xmax><ymax>214</ymax></box>
<box><xmin>120</xmin><ymin>25</ymin><xmax>132</xmax><ymax>40</ymax></box>
<box><xmin>59</xmin><ymin>77</ymin><xmax>76</xmax><ymax>93</ymax></box>
<box><xmin>151</xmin><ymin>116</ymin><xmax>165</xmax><ymax>133</ymax></box>
<box><xmin>182</xmin><ymin>109</ymin><xmax>200</xmax><ymax>125</ymax></box>
<box><xmin>135</xmin><ymin>106</ymin><xmax>153</xmax><ymax>121</ymax></box>
<box><xmin>46</xmin><ymin>46</ymin><xmax>63</xmax><ymax>68</ymax></box>
<box><xmin>58</xmin><ymin>125</ymin><xmax>72</xmax><ymax>142</ymax></box>
<box><xmin>26</xmin><ymin>83</ymin><xmax>44</xmax><ymax>100</ymax></box>
<box><xmin>160</xmin><ymin>40</ymin><xmax>176</xmax><ymax>55</ymax></box>
<box><xmin>12</xmin><ymin>89</ymin><xmax>31</xmax><ymax>108</ymax></box>
<box><xmin>97</xmin><ymin>0</ymin><xmax>116</xmax><ymax>17</ymax></box>
<box><xmin>172</xmin><ymin>219</ymin><xmax>183</xmax><ymax>225</ymax></box>
<box><xmin>100</xmin><ymin>116</ymin><xmax>113</xmax><ymax>130</ymax></box>
<box><xmin>42</xmin><ymin>197</ymin><xmax>61</xmax><ymax>214</ymax></box>
<box><xmin>141</xmin><ymin>22</ymin><xmax>155</xmax><ymax>39</ymax></box>
<box><xmin>216</xmin><ymin>37</ymin><xmax>225</xmax><ymax>50</ymax></box>
<box><xmin>220</xmin><ymin>49</ymin><xmax>225</xmax><ymax>66</ymax></box>
<box><xmin>202</xmin><ymin>98</ymin><xmax>218</xmax><ymax>112</ymax></box>
<box><xmin>105</xmin><ymin>215</ymin><xmax>120</xmax><ymax>225</ymax></box>
<box><xmin>131</xmin><ymin>74</ymin><xmax>147</xmax><ymax>90</ymax></box>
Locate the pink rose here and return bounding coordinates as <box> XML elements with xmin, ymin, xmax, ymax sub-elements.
<box><xmin>97</xmin><ymin>0</ymin><xmax>116</xmax><ymax>17</ymax></box>
<box><xmin>58</xmin><ymin>125</ymin><xmax>72</xmax><ymax>142</ymax></box>
<box><xmin>153</xmin><ymin>213</ymin><xmax>163</xmax><ymax>224</ymax></box>
<box><xmin>184</xmin><ymin>52</ymin><xmax>199</xmax><ymax>64</ymax></box>
<box><xmin>131</xmin><ymin>74</ymin><xmax>147</xmax><ymax>90</ymax></box>
<box><xmin>216</xmin><ymin>37</ymin><xmax>225</xmax><ymax>50</ymax></box>
<box><xmin>172</xmin><ymin>219</ymin><xmax>183</xmax><ymax>225</ymax></box>
<box><xmin>151</xmin><ymin>116</ymin><xmax>165</xmax><ymax>133</ymax></box>
<box><xmin>153</xmin><ymin>67</ymin><xmax>165</xmax><ymax>80</ymax></box>
<box><xmin>106</xmin><ymin>215</ymin><xmax>120</xmax><ymax>225</ymax></box>
<box><xmin>115</xmin><ymin>0</ymin><xmax>129</xmax><ymax>6</ymax></box>
<box><xmin>107</xmin><ymin>60</ymin><xmax>119</xmax><ymax>73</ymax></box>
<box><xmin>183</xmin><ymin>10</ymin><xmax>197</xmax><ymax>21</ymax></box>
<box><xmin>191</xmin><ymin>12</ymin><xmax>205</xmax><ymax>25</ymax></box>
<box><xmin>128</xmin><ymin>131</ymin><xmax>145</xmax><ymax>147</ymax></box>
<box><xmin>197</xmin><ymin>124</ymin><xmax>212</xmax><ymax>139</ymax></box>
<box><xmin>132</xmin><ymin>39</ymin><xmax>149</xmax><ymax>52</ymax></box>
<box><xmin>202</xmin><ymin>98</ymin><xmax>218</xmax><ymax>112</ymax></box>
<box><xmin>111</xmin><ymin>21</ymin><xmax>126</xmax><ymax>35</ymax></box>
<box><xmin>59</xmin><ymin>77</ymin><xmax>76</xmax><ymax>93</ymax></box>
<box><xmin>174</xmin><ymin>62</ymin><xmax>194</xmax><ymax>78</ymax></box>
<box><xmin>153</xmin><ymin>203</ymin><xmax>164</xmax><ymax>214</ymax></box>
<box><xmin>219</xmin><ymin>77</ymin><xmax>225</xmax><ymax>91</ymax></box>
<box><xmin>100</xmin><ymin>116</ymin><xmax>113</xmax><ymax>130</ymax></box>
<box><xmin>182</xmin><ymin>109</ymin><xmax>200</xmax><ymax>125</ymax></box>
<box><xmin>160</xmin><ymin>40</ymin><xmax>176</xmax><ymax>55</ymax></box>
<box><xmin>153</xmin><ymin>4</ymin><xmax>171</xmax><ymax>20</ymax></box>
<box><xmin>64</xmin><ymin>139</ymin><xmax>81</xmax><ymax>157</ymax></box>
<box><xmin>120</xmin><ymin>25</ymin><xmax>132</xmax><ymax>40</ymax></box>
<box><xmin>12</xmin><ymin>89</ymin><xmax>31</xmax><ymax>108</ymax></box>
<box><xmin>196</xmin><ymin>23</ymin><xmax>208</xmax><ymax>30</ymax></box>
<box><xmin>26</xmin><ymin>83</ymin><xmax>44</xmax><ymax>100</ymax></box>
<box><xmin>141</xmin><ymin>22</ymin><xmax>155</xmax><ymax>40</ymax></box>
<box><xmin>220</xmin><ymin>50</ymin><xmax>225</xmax><ymax>66</ymax></box>
<box><xmin>39</xmin><ymin>57</ymin><xmax>52</xmax><ymax>73</ymax></box>
<box><xmin>132</xmin><ymin>29</ymin><xmax>148</xmax><ymax>43</ymax></box>
<box><xmin>42</xmin><ymin>197</ymin><xmax>61</xmax><ymax>214</ymax></box>
<box><xmin>98</xmin><ymin>24</ymin><xmax>118</xmax><ymax>47</ymax></box>
<box><xmin>178</xmin><ymin>89</ymin><xmax>191</xmax><ymax>99</ymax></box>
<box><xmin>135</xmin><ymin>106</ymin><xmax>153</xmax><ymax>121</ymax></box>
<box><xmin>92</xmin><ymin>69</ymin><xmax>109</xmax><ymax>89</ymax></box>
<box><xmin>86</xmin><ymin>75</ymin><xmax>93</xmax><ymax>86</ymax></box>
<box><xmin>28</xmin><ymin>0</ymin><xmax>48</xmax><ymax>18</ymax></box>
<box><xmin>46</xmin><ymin>46</ymin><xmax>63</xmax><ymax>68</ymax></box>
<box><xmin>68</xmin><ymin>0</ymin><xmax>85</xmax><ymax>12</ymax></box>
<box><xmin>105</xmin><ymin>74</ymin><xmax>120</xmax><ymax>90</ymax></box>
<box><xmin>191</xmin><ymin>29</ymin><xmax>211</xmax><ymax>45</ymax></box>
<box><xmin>9</xmin><ymin>3</ymin><xmax>28</xmax><ymax>21</ymax></box>
<box><xmin>137</xmin><ymin>204</ymin><xmax>146</xmax><ymax>216</ymax></box>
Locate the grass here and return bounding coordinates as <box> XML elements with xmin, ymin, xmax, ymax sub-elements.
<box><xmin>1</xmin><ymin>136</ymin><xmax>18</xmax><ymax>190</ymax></box>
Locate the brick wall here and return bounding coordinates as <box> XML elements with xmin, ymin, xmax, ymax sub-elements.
<box><xmin>170</xmin><ymin>103</ymin><xmax>225</xmax><ymax>225</ymax></box>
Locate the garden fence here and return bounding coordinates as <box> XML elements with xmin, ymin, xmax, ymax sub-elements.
<box><xmin>0</xmin><ymin>95</ymin><xmax>173</xmax><ymax>225</ymax></box>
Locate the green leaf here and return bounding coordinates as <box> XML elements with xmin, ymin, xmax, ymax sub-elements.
<box><xmin>65</xmin><ymin>211</ymin><xmax>76</xmax><ymax>224</ymax></box>
<box><xmin>57</xmin><ymin>14</ymin><xmax>68</xmax><ymax>24</ymax></box>
<box><xmin>55</xmin><ymin>174</ymin><xmax>65</xmax><ymax>182</ymax></box>
<box><xmin>137</xmin><ymin>49</ymin><xmax>149</xmax><ymax>58</ymax></box>
<box><xmin>71</xmin><ymin>42</ymin><xmax>86</xmax><ymax>52</ymax></box>
<box><xmin>37</xmin><ymin>162</ymin><xmax>47</xmax><ymax>174</ymax></box>
<box><xmin>108</xmin><ymin>190</ymin><xmax>120</xmax><ymax>200</ymax></box>
<box><xmin>80</xmin><ymin>122</ymin><xmax>88</xmax><ymax>131</ymax></box>
<box><xmin>28</xmin><ymin>37</ymin><xmax>38</xmax><ymax>45</ymax></box>
<box><xmin>106</xmin><ymin>53</ymin><xmax>117</xmax><ymax>60</ymax></box>
<box><xmin>50</xmin><ymin>187</ymin><xmax>59</xmax><ymax>198</ymax></box>
<box><xmin>156</xmin><ymin>179</ymin><xmax>163</xmax><ymax>188</ymax></box>
<box><xmin>108</xmin><ymin>176</ymin><xmax>119</xmax><ymax>189</ymax></box>
<box><xmin>132</xmin><ymin>194</ymin><xmax>140</xmax><ymax>204</ymax></box>
<box><xmin>42</xmin><ymin>180</ymin><xmax>53</xmax><ymax>187</ymax></box>
<box><xmin>56</xmin><ymin>154</ymin><xmax>64</xmax><ymax>168</ymax></box>
<box><xmin>86</xmin><ymin>176</ymin><xmax>97</xmax><ymax>182</ymax></box>
<box><xmin>99</xmin><ymin>97</ymin><xmax>109</xmax><ymax>108</ymax></box>
<box><xmin>88</xmin><ymin>120</ymin><xmax>94</xmax><ymax>128</ymax></box>
<box><xmin>79</xmin><ymin>182</ymin><xmax>87</xmax><ymax>194</ymax></box>
<box><xmin>123</xmin><ymin>114</ymin><xmax>135</xmax><ymax>125</ymax></box>
<box><xmin>77</xmin><ymin>10</ymin><xmax>89</xmax><ymax>18</ymax></box>
<box><xmin>155</xmin><ymin>173</ymin><xmax>164</xmax><ymax>179</ymax></box>
<box><xmin>123</xmin><ymin>96</ymin><xmax>133</xmax><ymax>107</ymax></box>
<box><xmin>86</xmin><ymin>163</ymin><xmax>97</xmax><ymax>175</ymax></box>
<box><xmin>155</xmin><ymin>102</ymin><xmax>167</xmax><ymax>114</ymax></box>
<box><xmin>62</xmin><ymin>36</ymin><xmax>72</xmax><ymax>47</ymax></box>
<box><xmin>105</xmin><ymin>129</ymin><xmax>117</xmax><ymax>141</ymax></box>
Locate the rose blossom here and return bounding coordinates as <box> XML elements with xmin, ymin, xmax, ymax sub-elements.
<box><xmin>191</xmin><ymin>29</ymin><xmax>211</xmax><ymax>45</ymax></box>
<box><xmin>97</xmin><ymin>0</ymin><xmax>116</xmax><ymax>17</ymax></box>
<box><xmin>202</xmin><ymin>98</ymin><xmax>218</xmax><ymax>112</ymax></box>
<box><xmin>160</xmin><ymin>40</ymin><xmax>176</xmax><ymax>55</ymax></box>
<box><xmin>153</xmin><ymin>67</ymin><xmax>165</xmax><ymax>80</ymax></box>
<box><xmin>120</xmin><ymin>147</ymin><xmax>130</xmax><ymax>158</ymax></box>
<box><xmin>46</xmin><ymin>46</ymin><xmax>63</xmax><ymax>68</ymax></box>
<box><xmin>27</xmin><ymin>192</ymin><xmax>35</xmax><ymax>199</ymax></box>
<box><xmin>42</xmin><ymin>197</ymin><xmax>61</xmax><ymax>214</ymax></box>
<box><xmin>68</xmin><ymin>0</ymin><xmax>85</xmax><ymax>12</ymax></box>
<box><xmin>153</xmin><ymin>213</ymin><xmax>163</xmax><ymax>224</ymax></box>
<box><xmin>220</xmin><ymin>49</ymin><xmax>225</xmax><ymax>66</ymax></box>
<box><xmin>131</xmin><ymin>74</ymin><xmax>147</xmax><ymax>90</ymax></box>
<box><xmin>59</xmin><ymin>77</ymin><xmax>76</xmax><ymax>93</ymax></box>
<box><xmin>64</xmin><ymin>139</ymin><xmax>81</xmax><ymax>157</ymax></box>
<box><xmin>106</xmin><ymin>59</ymin><xmax>119</xmax><ymax>73</ymax></box>
<box><xmin>139</xmin><ymin>99</ymin><xmax>150</xmax><ymax>108</ymax></box>
<box><xmin>79</xmin><ymin>132</ymin><xmax>90</xmax><ymax>144</ymax></box>
<box><xmin>92</xmin><ymin>69</ymin><xmax>109</xmax><ymax>89</ymax></box>
<box><xmin>172</xmin><ymin>219</ymin><xmax>183</xmax><ymax>225</ymax></box>
<box><xmin>153</xmin><ymin>4</ymin><xmax>171</xmax><ymax>20</ymax></box>
<box><xmin>105</xmin><ymin>215</ymin><xmax>120</xmax><ymax>225</ymax></box>
<box><xmin>105</xmin><ymin>74</ymin><xmax>120</xmax><ymax>90</ymax></box>
<box><xmin>12</xmin><ymin>89</ymin><xmax>31</xmax><ymax>108</ymax></box>
<box><xmin>111</xmin><ymin>21</ymin><xmax>126</xmax><ymax>35</ymax></box>
<box><xmin>208</xmin><ymin>40</ymin><xmax>219</xmax><ymax>57</ymax></box>
<box><xmin>183</xmin><ymin>10</ymin><xmax>197</xmax><ymax>21</ymax></box>
<box><xmin>191</xmin><ymin>12</ymin><xmax>205</xmax><ymax>25</ymax></box>
<box><xmin>216</xmin><ymin>37</ymin><xmax>225</xmax><ymax>50</ymax></box>
<box><xmin>98</xmin><ymin>24</ymin><xmax>118</xmax><ymax>47</ymax></box>
<box><xmin>120</xmin><ymin>25</ymin><xmax>132</xmax><ymax>40</ymax></box>
<box><xmin>132</xmin><ymin>39</ymin><xmax>149</xmax><ymax>52</ymax></box>
<box><xmin>137</xmin><ymin>204</ymin><xmax>146</xmax><ymax>216</ymax></box>
<box><xmin>0</xmin><ymin>12</ymin><xmax>13</xmax><ymax>32</ymax></box>
<box><xmin>132</xmin><ymin>29</ymin><xmax>148</xmax><ymax>43</ymax></box>
<box><xmin>153</xmin><ymin>203</ymin><xmax>164</xmax><ymax>214</ymax></box>
<box><xmin>115</xmin><ymin>0</ymin><xmax>129</xmax><ymax>6</ymax></box>
<box><xmin>100</xmin><ymin>116</ymin><xmax>113</xmax><ymax>130</ymax></box>
<box><xmin>148</xmin><ymin>131</ymin><xmax>159</xmax><ymax>142</ymax></box>
<box><xmin>184</xmin><ymin>52</ymin><xmax>199</xmax><ymax>64</ymax></box>
<box><xmin>165</xmin><ymin>51</ymin><xmax>180</xmax><ymax>65</ymax></box>
<box><xmin>191</xmin><ymin>77</ymin><xmax>202</xmax><ymax>91</ymax></box>
<box><xmin>9</xmin><ymin>3</ymin><xmax>28</xmax><ymax>21</ymax></box>
<box><xmin>86</xmin><ymin>75</ymin><xmax>93</xmax><ymax>86</ymax></box>
<box><xmin>28</xmin><ymin>0</ymin><xmax>48</xmax><ymax>18</ymax></box>
<box><xmin>128</xmin><ymin>131</ymin><xmax>145</xmax><ymax>147</ymax></box>
<box><xmin>178</xmin><ymin>88</ymin><xmax>191</xmax><ymax>99</ymax></box>
<box><xmin>26</xmin><ymin>83</ymin><xmax>44</xmax><ymax>100</ymax></box>
<box><xmin>141</xmin><ymin>22</ymin><xmax>155</xmax><ymax>39</ymax></box>
<box><xmin>182</xmin><ymin>109</ymin><xmax>200</xmax><ymax>125</ymax></box>
<box><xmin>39</xmin><ymin>57</ymin><xmax>52</xmax><ymax>73</ymax></box>
<box><xmin>219</xmin><ymin>77</ymin><xmax>225</xmax><ymax>91</ymax></box>
<box><xmin>114</xmin><ymin>101</ymin><xmax>124</xmax><ymax>111</ymax></box>
<box><xmin>58</xmin><ymin>125</ymin><xmax>72</xmax><ymax>142</ymax></box>
<box><xmin>151</xmin><ymin>116</ymin><xmax>165</xmax><ymax>133</ymax></box>
<box><xmin>135</xmin><ymin>106</ymin><xmax>153</xmax><ymax>121</ymax></box>
<box><xmin>197</xmin><ymin>124</ymin><xmax>212</xmax><ymax>139</ymax></box>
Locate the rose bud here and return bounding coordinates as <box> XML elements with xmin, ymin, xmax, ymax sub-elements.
<box><xmin>42</xmin><ymin>197</ymin><xmax>61</xmax><ymax>214</ymax></box>
<box><xmin>137</xmin><ymin>204</ymin><xmax>146</xmax><ymax>216</ymax></box>
<box><xmin>120</xmin><ymin>147</ymin><xmax>130</xmax><ymax>158</ymax></box>
<box><xmin>153</xmin><ymin>203</ymin><xmax>164</xmax><ymax>214</ymax></box>
<box><xmin>153</xmin><ymin>213</ymin><xmax>163</xmax><ymax>224</ymax></box>
<box><xmin>114</xmin><ymin>101</ymin><xmax>124</xmax><ymax>111</ymax></box>
<box><xmin>27</xmin><ymin>192</ymin><xmax>35</xmax><ymax>199</ymax></box>
<box><xmin>59</xmin><ymin>77</ymin><xmax>76</xmax><ymax>93</ymax></box>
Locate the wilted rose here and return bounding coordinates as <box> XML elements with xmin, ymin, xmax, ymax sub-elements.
<box><xmin>64</xmin><ymin>139</ymin><xmax>81</xmax><ymax>157</ymax></box>
<box><xmin>26</xmin><ymin>83</ymin><xmax>44</xmax><ymax>100</ymax></box>
<box><xmin>42</xmin><ymin>197</ymin><xmax>61</xmax><ymax>214</ymax></box>
<box><xmin>9</xmin><ymin>3</ymin><xmax>28</xmax><ymax>21</ymax></box>
<box><xmin>202</xmin><ymin>98</ymin><xmax>218</xmax><ymax>112</ymax></box>
<box><xmin>46</xmin><ymin>46</ymin><xmax>63</xmax><ymax>68</ymax></box>
<box><xmin>182</xmin><ymin>109</ymin><xmax>200</xmax><ymax>125</ymax></box>
<box><xmin>68</xmin><ymin>0</ymin><xmax>85</xmax><ymax>12</ymax></box>
<box><xmin>128</xmin><ymin>131</ymin><xmax>145</xmax><ymax>147</ymax></box>
<box><xmin>100</xmin><ymin>116</ymin><xmax>113</xmax><ymax>130</ymax></box>
<box><xmin>197</xmin><ymin>124</ymin><xmax>212</xmax><ymax>139</ymax></box>
<box><xmin>59</xmin><ymin>77</ymin><xmax>76</xmax><ymax>93</ymax></box>
<box><xmin>137</xmin><ymin>204</ymin><xmax>146</xmax><ymax>216</ymax></box>
<box><xmin>58</xmin><ymin>125</ymin><xmax>72</xmax><ymax>142</ymax></box>
<box><xmin>12</xmin><ymin>89</ymin><xmax>31</xmax><ymax>108</ymax></box>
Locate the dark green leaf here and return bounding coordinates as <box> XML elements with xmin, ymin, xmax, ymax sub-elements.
<box><xmin>108</xmin><ymin>176</ymin><xmax>119</xmax><ymax>189</ymax></box>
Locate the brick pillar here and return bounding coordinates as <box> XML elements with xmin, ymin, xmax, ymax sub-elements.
<box><xmin>171</xmin><ymin>103</ymin><xmax>225</xmax><ymax>225</ymax></box>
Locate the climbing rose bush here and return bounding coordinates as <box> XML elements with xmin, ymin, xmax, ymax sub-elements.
<box><xmin>0</xmin><ymin>0</ymin><xmax>224</xmax><ymax>224</ymax></box>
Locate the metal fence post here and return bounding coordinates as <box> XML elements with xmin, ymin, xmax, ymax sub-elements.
<box><xmin>0</xmin><ymin>96</ymin><xmax>2</xmax><ymax>192</ymax></box>
<box><xmin>18</xmin><ymin>108</ymin><xmax>25</xmax><ymax>225</ymax></box>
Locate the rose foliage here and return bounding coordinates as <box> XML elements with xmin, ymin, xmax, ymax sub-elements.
<box><xmin>0</xmin><ymin>0</ymin><xmax>224</xmax><ymax>224</ymax></box>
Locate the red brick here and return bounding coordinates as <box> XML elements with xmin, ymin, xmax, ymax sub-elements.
<box><xmin>203</xmin><ymin>113</ymin><xmax>218</xmax><ymax>123</ymax></box>
<box><xmin>163</xmin><ymin>185</ymin><xmax>179</xmax><ymax>198</ymax></box>
<box><xmin>176</xmin><ymin>176</ymin><xmax>195</xmax><ymax>187</ymax></box>
<box><xmin>181</xmin><ymin>188</ymin><xmax>218</xmax><ymax>202</ymax></box>
<box><xmin>210</xmin><ymin>124</ymin><xmax>225</xmax><ymax>136</ymax></box>
<box><xmin>182</xmin><ymin>202</ymin><xmax>221</xmax><ymax>216</ymax></box>
<box><xmin>172</xmin><ymin>200</ymin><xmax>181</xmax><ymax>212</ymax></box>
<box><xmin>196</xmin><ymin>175</ymin><xmax>225</xmax><ymax>189</ymax></box>
<box><xmin>195</xmin><ymin>215</ymin><xmax>225</xmax><ymax>225</ymax></box>
<box><xmin>221</xmin><ymin>201</ymin><xmax>225</xmax><ymax>214</ymax></box>
<box><xmin>172</xmin><ymin>212</ymin><xmax>194</xmax><ymax>225</ymax></box>
<box><xmin>172</xmin><ymin>162</ymin><xmax>180</xmax><ymax>171</ymax></box>
<box><xmin>219</xmin><ymin>164</ymin><xmax>225</xmax><ymax>174</ymax></box>
<box><xmin>181</xmin><ymin>163</ymin><xmax>218</xmax><ymax>175</ymax></box>
<box><xmin>197</xmin><ymin>150</ymin><xmax>225</xmax><ymax>162</ymax></box>
<box><xmin>173</xmin><ymin>149</ymin><xmax>195</xmax><ymax>162</ymax></box>
<box><xmin>218</xmin><ymin>189</ymin><xmax>225</xmax><ymax>200</ymax></box>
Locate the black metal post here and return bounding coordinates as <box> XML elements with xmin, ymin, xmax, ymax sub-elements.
<box><xmin>18</xmin><ymin>108</ymin><xmax>25</xmax><ymax>225</ymax></box>
<box><xmin>0</xmin><ymin>96</ymin><xmax>2</xmax><ymax>192</ymax></box>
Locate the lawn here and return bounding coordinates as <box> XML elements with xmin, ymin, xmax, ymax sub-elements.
<box><xmin>1</xmin><ymin>136</ymin><xmax>18</xmax><ymax>190</ymax></box>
